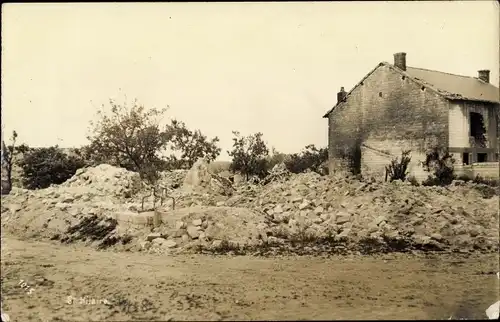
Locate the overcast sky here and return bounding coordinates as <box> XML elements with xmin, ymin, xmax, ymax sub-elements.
<box><xmin>2</xmin><ymin>1</ymin><xmax>499</xmax><ymax>160</ymax></box>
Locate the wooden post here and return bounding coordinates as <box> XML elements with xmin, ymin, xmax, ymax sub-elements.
<box><xmin>153</xmin><ymin>210</ymin><xmax>162</xmax><ymax>228</ymax></box>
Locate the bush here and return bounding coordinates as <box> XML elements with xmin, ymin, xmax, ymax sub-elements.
<box><xmin>473</xmin><ymin>184</ymin><xmax>497</xmax><ymax>199</ymax></box>
<box><xmin>421</xmin><ymin>147</ymin><xmax>455</xmax><ymax>186</ymax></box>
<box><xmin>284</xmin><ymin>144</ymin><xmax>329</xmax><ymax>175</ymax></box>
<box><xmin>385</xmin><ymin>150</ymin><xmax>411</xmax><ymax>182</ymax></box>
<box><xmin>19</xmin><ymin>146</ymin><xmax>86</xmax><ymax>189</ymax></box>
<box><xmin>407</xmin><ymin>175</ymin><xmax>419</xmax><ymax>186</ymax></box>
<box><xmin>472</xmin><ymin>175</ymin><xmax>499</xmax><ymax>187</ymax></box>
<box><xmin>455</xmin><ymin>174</ymin><xmax>472</xmax><ymax>182</ymax></box>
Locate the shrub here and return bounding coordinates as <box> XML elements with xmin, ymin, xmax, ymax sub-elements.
<box><xmin>472</xmin><ymin>175</ymin><xmax>499</xmax><ymax>187</ymax></box>
<box><xmin>421</xmin><ymin>147</ymin><xmax>455</xmax><ymax>186</ymax></box>
<box><xmin>473</xmin><ymin>184</ymin><xmax>497</xmax><ymax>199</ymax></box>
<box><xmin>385</xmin><ymin>150</ymin><xmax>411</xmax><ymax>182</ymax></box>
<box><xmin>19</xmin><ymin>146</ymin><xmax>86</xmax><ymax>189</ymax></box>
<box><xmin>407</xmin><ymin>175</ymin><xmax>419</xmax><ymax>186</ymax></box>
<box><xmin>284</xmin><ymin>144</ymin><xmax>329</xmax><ymax>175</ymax></box>
<box><xmin>455</xmin><ymin>174</ymin><xmax>472</xmax><ymax>182</ymax></box>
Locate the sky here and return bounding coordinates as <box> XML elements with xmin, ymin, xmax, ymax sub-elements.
<box><xmin>2</xmin><ymin>1</ymin><xmax>499</xmax><ymax>161</ymax></box>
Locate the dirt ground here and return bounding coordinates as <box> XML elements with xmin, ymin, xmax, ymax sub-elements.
<box><xmin>1</xmin><ymin>233</ymin><xmax>498</xmax><ymax>321</ymax></box>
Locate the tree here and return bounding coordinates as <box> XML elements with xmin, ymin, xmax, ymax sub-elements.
<box><xmin>1</xmin><ymin>131</ymin><xmax>16</xmax><ymax>194</ymax></box>
<box><xmin>19</xmin><ymin>146</ymin><xmax>86</xmax><ymax>189</ymax></box>
<box><xmin>1</xmin><ymin>131</ymin><xmax>29</xmax><ymax>193</ymax></box>
<box><xmin>285</xmin><ymin>144</ymin><xmax>329</xmax><ymax>175</ymax></box>
<box><xmin>228</xmin><ymin>131</ymin><xmax>269</xmax><ymax>180</ymax></box>
<box><xmin>163</xmin><ymin>119</ymin><xmax>221</xmax><ymax>169</ymax></box>
<box><xmin>86</xmin><ymin>98</ymin><xmax>169</xmax><ymax>184</ymax></box>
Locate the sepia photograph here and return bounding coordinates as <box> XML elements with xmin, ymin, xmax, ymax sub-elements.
<box><xmin>1</xmin><ymin>1</ymin><xmax>499</xmax><ymax>321</ymax></box>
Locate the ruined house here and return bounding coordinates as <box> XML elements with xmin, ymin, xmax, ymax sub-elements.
<box><xmin>323</xmin><ymin>52</ymin><xmax>499</xmax><ymax>181</ymax></box>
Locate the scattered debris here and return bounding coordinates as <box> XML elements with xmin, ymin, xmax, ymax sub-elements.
<box><xmin>1</xmin><ymin>163</ymin><xmax>498</xmax><ymax>255</ymax></box>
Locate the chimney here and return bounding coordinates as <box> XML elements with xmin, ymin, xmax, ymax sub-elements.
<box><xmin>393</xmin><ymin>52</ymin><xmax>407</xmax><ymax>71</ymax></box>
<box><xmin>337</xmin><ymin>87</ymin><xmax>346</xmax><ymax>104</ymax></box>
<box><xmin>478</xmin><ymin>70</ymin><xmax>490</xmax><ymax>83</ymax></box>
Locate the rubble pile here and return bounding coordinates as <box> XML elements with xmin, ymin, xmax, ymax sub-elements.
<box><xmin>158</xmin><ymin>170</ymin><xmax>188</xmax><ymax>189</ymax></box>
<box><xmin>1</xmin><ymin>161</ymin><xmax>498</xmax><ymax>255</ymax></box>
<box><xmin>62</xmin><ymin>164</ymin><xmax>143</xmax><ymax>198</ymax></box>
<box><xmin>1</xmin><ymin>185</ymin><xmax>129</xmax><ymax>240</ymax></box>
<box><xmin>139</xmin><ymin>206</ymin><xmax>267</xmax><ymax>254</ymax></box>
<box><xmin>260</xmin><ymin>162</ymin><xmax>292</xmax><ymax>185</ymax></box>
<box><xmin>234</xmin><ymin>175</ymin><xmax>499</xmax><ymax>253</ymax></box>
<box><xmin>183</xmin><ymin>159</ymin><xmax>234</xmax><ymax>196</ymax></box>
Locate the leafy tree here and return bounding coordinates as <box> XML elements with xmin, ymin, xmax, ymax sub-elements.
<box><xmin>1</xmin><ymin>131</ymin><xmax>17</xmax><ymax>193</ymax></box>
<box><xmin>285</xmin><ymin>144</ymin><xmax>329</xmax><ymax>175</ymax></box>
<box><xmin>19</xmin><ymin>146</ymin><xmax>86</xmax><ymax>189</ymax></box>
<box><xmin>163</xmin><ymin>119</ymin><xmax>221</xmax><ymax>169</ymax></box>
<box><xmin>228</xmin><ymin>131</ymin><xmax>269</xmax><ymax>180</ymax></box>
<box><xmin>86</xmin><ymin>99</ymin><xmax>169</xmax><ymax>184</ymax></box>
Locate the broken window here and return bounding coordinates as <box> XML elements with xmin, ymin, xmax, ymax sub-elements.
<box><xmin>477</xmin><ymin>153</ymin><xmax>487</xmax><ymax>163</ymax></box>
<box><xmin>469</xmin><ymin>112</ymin><xmax>487</xmax><ymax>148</ymax></box>
<box><xmin>462</xmin><ymin>152</ymin><xmax>469</xmax><ymax>165</ymax></box>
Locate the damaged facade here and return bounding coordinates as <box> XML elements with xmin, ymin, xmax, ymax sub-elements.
<box><xmin>323</xmin><ymin>52</ymin><xmax>500</xmax><ymax>181</ymax></box>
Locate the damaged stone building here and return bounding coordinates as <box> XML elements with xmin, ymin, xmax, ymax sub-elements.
<box><xmin>323</xmin><ymin>52</ymin><xmax>499</xmax><ymax>181</ymax></box>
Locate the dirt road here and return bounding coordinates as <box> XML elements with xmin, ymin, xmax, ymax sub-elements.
<box><xmin>1</xmin><ymin>234</ymin><xmax>498</xmax><ymax>321</ymax></box>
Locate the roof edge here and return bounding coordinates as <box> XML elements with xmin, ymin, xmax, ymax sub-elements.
<box><xmin>323</xmin><ymin>63</ymin><xmax>500</xmax><ymax>119</ymax></box>
<box><xmin>386</xmin><ymin>65</ymin><xmax>500</xmax><ymax>104</ymax></box>
<box><xmin>446</xmin><ymin>97</ymin><xmax>500</xmax><ymax>105</ymax></box>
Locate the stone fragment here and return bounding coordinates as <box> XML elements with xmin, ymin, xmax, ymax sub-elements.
<box><xmin>152</xmin><ymin>238</ymin><xmax>165</xmax><ymax>245</ymax></box>
<box><xmin>298</xmin><ymin>201</ymin><xmax>311</xmax><ymax>210</ymax></box>
<box><xmin>336</xmin><ymin>212</ymin><xmax>351</xmax><ymax>225</ymax></box>
<box><xmin>55</xmin><ymin>203</ymin><xmax>69</xmax><ymax>211</ymax></box>
<box><xmin>61</xmin><ymin>196</ymin><xmax>74</xmax><ymax>203</ymax></box>
<box><xmin>211</xmin><ymin>240</ymin><xmax>223</xmax><ymax>248</ymax></box>
<box><xmin>320</xmin><ymin>213</ymin><xmax>331</xmax><ymax>222</ymax></box>
<box><xmin>147</xmin><ymin>233</ymin><xmax>163</xmax><ymax>242</ymax></box>
<box><xmin>163</xmin><ymin>240</ymin><xmax>177</xmax><ymax>248</ymax></box>
<box><xmin>274</xmin><ymin>204</ymin><xmax>284</xmax><ymax>214</ymax></box>
<box><xmin>374</xmin><ymin>216</ymin><xmax>386</xmax><ymax>226</ymax></box>
<box><xmin>175</xmin><ymin>221</ymin><xmax>186</xmax><ymax>230</ymax></box>
<box><xmin>187</xmin><ymin>226</ymin><xmax>200</xmax><ymax>239</ymax></box>
<box><xmin>430</xmin><ymin>233</ymin><xmax>443</xmax><ymax>241</ymax></box>
<box><xmin>313</xmin><ymin>206</ymin><xmax>324</xmax><ymax>215</ymax></box>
